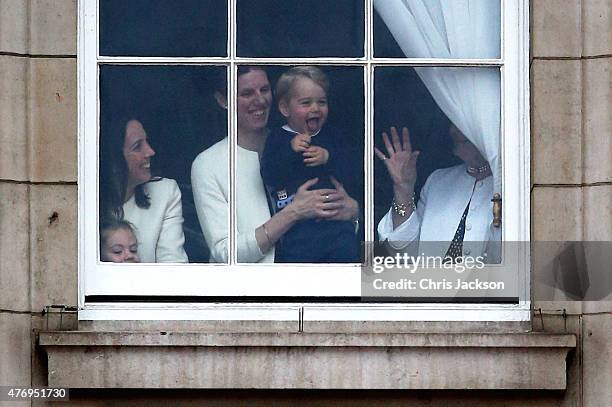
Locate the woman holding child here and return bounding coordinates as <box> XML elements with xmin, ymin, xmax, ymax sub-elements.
<box><xmin>191</xmin><ymin>66</ymin><xmax>359</xmax><ymax>263</ymax></box>
<box><xmin>100</xmin><ymin>116</ymin><xmax>188</xmax><ymax>263</ymax></box>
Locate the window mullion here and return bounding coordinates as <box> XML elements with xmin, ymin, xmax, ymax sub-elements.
<box><xmin>364</xmin><ymin>63</ymin><xmax>374</xmax><ymax>246</ymax></box>
<box><xmin>364</xmin><ymin>0</ymin><xmax>374</xmax><ymax>246</ymax></box>
<box><xmin>365</xmin><ymin>0</ymin><xmax>372</xmax><ymax>61</ymax></box>
<box><xmin>229</xmin><ymin>0</ymin><xmax>237</xmax><ymax>264</ymax></box>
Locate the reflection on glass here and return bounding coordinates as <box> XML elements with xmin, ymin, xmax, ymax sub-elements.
<box><xmin>99</xmin><ymin>65</ymin><xmax>227</xmax><ymax>263</ymax></box>
<box><xmin>237</xmin><ymin>0</ymin><xmax>364</xmax><ymax>57</ymax></box>
<box><xmin>236</xmin><ymin>66</ymin><xmax>364</xmax><ymax>264</ymax></box>
<box><xmin>374</xmin><ymin>0</ymin><xmax>501</xmax><ymax>59</ymax></box>
<box><xmin>100</xmin><ymin>0</ymin><xmax>227</xmax><ymax>57</ymax></box>
<box><xmin>374</xmin><ymin>67</ymin><xmax>501</xmax><ymax>263</ymax></box>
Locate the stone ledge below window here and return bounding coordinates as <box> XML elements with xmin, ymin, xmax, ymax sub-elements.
<box><xmin>39</xmin><ymin>332</ymin><xmax>576</xmax><ymax>390</ymax></box>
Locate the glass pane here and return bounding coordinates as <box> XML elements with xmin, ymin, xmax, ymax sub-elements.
<box><xmin>237</xmin><ymin>0</ymin><xmax>364</xmax><ymax>57</ymax></box>
<box><xmin>373</xmin><ymin>66</ymin><xmax>503</xmax><ymax>291</ymax></box>
<box><xmin>236</xmin><ymin>65</ymin><xmax>364</xmax><ymax>263</ymax></box>
<box><xmin>100</xmin><ymin>0</ymin><xmax>227</xmax><ymax>57</ymax></box>
<box><xmin>374</xmin><ymin>0</ymin><xmax>501</xmax><ymax>59</ymax></box>
<box><xmin>99</xmin><ymin>65</ymin><xmax>227</xmax><ymax>263</ymax></box>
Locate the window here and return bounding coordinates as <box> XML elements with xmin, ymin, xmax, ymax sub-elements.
<box><xmin>79</xmin><ymin>1</ymin><xmax>530</xmax><ymax>321</ymax></box>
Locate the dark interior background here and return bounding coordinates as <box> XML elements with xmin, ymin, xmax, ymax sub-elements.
<box><xmin>237</xmin><ymin>0</ymin><xmax>364</xmax><ymax>57</ymax></box>
<box><xmin>100</xmin><ymin>0</ymin><xmax>228</xmax><ymax>57</ymax></box>
<box><xmin>99</xmin><ymin>4</ymin><xmax>459</xmax><ymax>262</ymax></box>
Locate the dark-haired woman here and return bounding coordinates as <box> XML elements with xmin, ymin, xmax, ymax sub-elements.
<box><xmin>100</xmin><ymin>118</ymin><xmax>188</xmax><ymax>263</ymax></box>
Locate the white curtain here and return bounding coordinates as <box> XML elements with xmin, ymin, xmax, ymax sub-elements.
<box><xmin>374</xmin><ymin>0</ymin><xmax>502</xmax><ymax>195</ymax></box>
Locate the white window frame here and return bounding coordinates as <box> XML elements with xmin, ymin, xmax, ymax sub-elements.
<box><xmin>78</xmin><ymin>0</ymin><xmax>531</xmax><ymax>322</ymax></box>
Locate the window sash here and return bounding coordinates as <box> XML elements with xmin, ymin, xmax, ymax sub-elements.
<box><xmin>79</xmin><ymin>0</ymin><xmax>530</xmax><ymax>320</ymax></box>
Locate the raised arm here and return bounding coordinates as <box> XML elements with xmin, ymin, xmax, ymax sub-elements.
<box><xmin>374</xmin><ymin>127</ymin><xmax>420</xmax><ymax>229</ymax></box>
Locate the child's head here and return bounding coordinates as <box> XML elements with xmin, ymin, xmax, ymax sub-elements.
<box><xmin>100</xmin><ymin>219</ymin><xmax>140</xmax><ymax>263</ymax></box>
<box><xmin>276</xmin><ymin>66</ymin><xmax>329</xmax><ymax>134</ymax></box>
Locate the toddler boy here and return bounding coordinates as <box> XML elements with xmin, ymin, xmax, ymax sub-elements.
<box><xmin>260</xmin><ymin>66</ymin><xmax>359</xmax><ymax>263</ymax></box>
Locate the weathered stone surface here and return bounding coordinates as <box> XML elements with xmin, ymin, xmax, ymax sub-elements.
<box><xmin>581</xmin><ymin>186</ymin><xmax>612</xmax><ymax>302</ymax></box>
<box><xmin>40</xmin><ymin>332</ymin><xmax>575</xmax><ymax>389</ymax></box>
<box><xmin>531</xmin><ymin>0</ymin><xmax>582</xmax><ymax>58</ymax></box>
<box><xmin>583</xmin><ymin>185</ymin><xmax>612</xmax><ymax>240</ymax></box>
<box><xmin>582</xmin><ymin>300</ymin><xmax>612</xmax><ymax>313</ymax></box>
<box><xmin>531</xmin><ymin>60</ymin><xmax>582</xmax><ymax>184</ymax></box>
<box><xmin>583</xmin><ymin>58</ymin><xmax>612</xmax><ymax>184</ymax></box>
<box><xmin>28</xmin><ymin>58</ymin><xmax>77</xmax><ymax>182</ymax></box>
<box><xmin>532</xmin><ymin>187</ymin><xmax>585</xmax><ymax>302</ymax></box>
<box><xmin>532</xmin><ymin>301</ymin><xmax>583</xmax><ymax>316</ymax></box>
<box><xmin>0</xmin><ymin>313</ymin><xmax>31</xmax><ymax>386</ymax></box>
<box><xmin>29</xmin><ymin>0</ymin><xmax>77</xmax><ymax>55</ymax></box>
<box><xmin>530</xmin><ymin>313</ymin><xmax>581</xmax><ymax>407</ymax></box>
<box><xmin>302</xmin><ymin>320</ymin><xmax>530</xmax><ymax>334</ymax></box>
<box><xmin>30</xmin><ymin>184</ymin><xmax>77</xmax><ymax>311</ymax></box>
<box><xmin>31</xmin><ymin>313</ymin><xmax>78</xmax><ymax>389</ymax></box>
<box><xmin>531</xmin><ymin>312</ymin><xmax>580</xmax><ymax>334</ymax></box>
<box><xmin>0</xmin><ymin>0</ymin><xmax>76</xmax><ymax>55</ymax></box>
<box><xmin>0</xmin><ymin>0</ymin><xmax>29</xmax><ymax>54</ymax></box>
<box><xmin>532</xmin><ymin>187</ymin><xmax>583</xmax><ymax>241</ymax></box>
<box><xmin>583</xmin><ymin>0</ymin><xmax>612</xmax><ymax>56</ymax></box>
<box><xmin>41</xmin><ymin>332</ymin><xmax>576</xmax><ymax>348</ymax></box>
<box><xmin>78</xmin><ymin>320</ymin><xmax>299</xmax><ymax>333</ymax></box>
<box><xmin>0</xmin><ymin>56</ymin><xmax>29</xmax><ymax>181</ymax></box>
<box><xmin>0</xmin><ymin>183</ymin><xmax>30</xmax><ymax>312</ymax></box>
<box><xmin>582</xmin><ymin>314</ymin><xmax>612</xmax><ymax>406</ymax></box>
<box><xmin>532</xmin><ymin>241</ymin><xmax>602</xmax><ymax>303</ymax></box>
<box><xmin>532</xmin><ymin>192</ymin><xmax>587</xmax><ymax>301</ymax></box>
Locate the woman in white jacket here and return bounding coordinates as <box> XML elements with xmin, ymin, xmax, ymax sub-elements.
<box><xmin>376</xmin><ymin>125</ymin><xmax>500</xmax><ymax>261</ymax></box>
<box><xmin>100</xmin><ymin>116</ymin><xmax>188</xmax><ymax>263</ymax></box>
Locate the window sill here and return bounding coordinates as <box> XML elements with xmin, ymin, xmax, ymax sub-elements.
<box><xmin>39</xmin><ymin>332</ymin><xmax>575</xmax><ymax>389</ymax></box>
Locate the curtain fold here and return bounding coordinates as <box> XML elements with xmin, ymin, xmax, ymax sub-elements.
<box><xmin>374</xmin><ymin>0</ymin><xmax>502</xmax><ymax>195</ymax></box>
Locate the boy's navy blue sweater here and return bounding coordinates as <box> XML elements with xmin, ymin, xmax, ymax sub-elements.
<box><xmin>260</xmin><ymin>126</ymin><xmax>358</xmax><ymax>263</ymax></box>
<box><xmin>261</xmin><ymin>126</ymin><xmax>339</xmax><ymax>198</ymax></box>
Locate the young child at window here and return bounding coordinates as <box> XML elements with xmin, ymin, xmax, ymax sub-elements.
<box><xmin>260</xmin><ymin>66</ymin><xmax>359</xmax><ymax>263</ymax></box>
<box><xmin>100</xmin><ymin>219</ymin><xmax>141</xmax><ymax>263</ymax></box>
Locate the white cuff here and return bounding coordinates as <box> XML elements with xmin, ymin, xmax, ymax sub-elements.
<box><xmin>377</xmin><ymin>209</ymin><xmax>420</xmax><ymax>249</ymax></box>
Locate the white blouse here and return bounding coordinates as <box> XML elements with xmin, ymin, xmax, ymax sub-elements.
<box><xmin>123</xmin><ymin>178</ymin><xmax>188</xmax><ymax>263</ymax></box>
<box><xmin>378</xmin><ymin>164</ymin><xmax>501</xmax><ymax>260</ymax></box>
<box><xmin>191</xmin><ymin>138</ymin><xmax>274</xmax><ymax>263</ymax></box>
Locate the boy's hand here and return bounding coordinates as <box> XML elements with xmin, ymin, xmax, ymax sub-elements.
<box><xmin>303</xmin><ymin>146</ymin><xmax>329</xmax><ymax>167</ymax></box>
<box><xmin>291</xmin><ymin>133</ymin><xmax>312</xmax><ymax>152</ymax></box>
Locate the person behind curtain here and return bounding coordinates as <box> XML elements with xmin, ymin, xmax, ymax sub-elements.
<box><xmin>191</xmin><ymin>66</ymin><xmax>359</xmax><ymax>263</ymax></box>
<box><xmin>376</xmin><ymin>125</ymin><xmax>500</xmax><ymax>261</ymax></box>
<box><xmin>100</xmin><ymin>116</ymin><xmax>188</xmax><ymax>263</ymax></box>
<box><xmin>260</xmin><ymin>66</ymin><xmax>359</xmax><ymax>263</ymax></box>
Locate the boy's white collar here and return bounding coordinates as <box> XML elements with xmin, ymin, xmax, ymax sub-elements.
<box><xmin>282</xmin><ymin>124</ymin><xmax>321</xmax><ymax>137</ymax></box>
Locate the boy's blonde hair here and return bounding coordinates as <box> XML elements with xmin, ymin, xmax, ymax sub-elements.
<box><xmin>275</xmin><ymin>66</ymin><xmax>329</xmax><ymax>104</ymax></box>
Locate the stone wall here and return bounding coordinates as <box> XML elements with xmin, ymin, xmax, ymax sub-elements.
<box><xmin>0</xmin><ymin>1</ymin><xmax>78</xmax><ymax>399</ymax></box>
<box><xmin>0</xmin><ymin>0</ymin><xmax>610</xmax><ymax>405</ymax></box>
<box><xmin>530</xmin><ymin>1</ymin><xmax>612</xmax><ymax>406</ymax></box>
